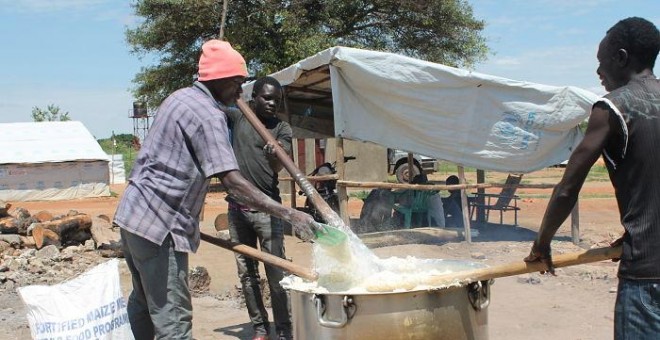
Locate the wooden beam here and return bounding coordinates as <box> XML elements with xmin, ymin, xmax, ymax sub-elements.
<box><xmin>286</xmin><ymin>86</ymin><xmax>332</xmax><ymax>98</ymax></box>
<box><xmin>280</xmin><ymin>174</ymin><xmax>339</xmax><ymax>182</ymax></box>
<box><xmin>335</xmin><ymin>180</ymin><xmax>554</xmax><ymax>190</ymax></box>
<box><xmin>458</xmin><ymin>166</ymin><xmax>471</xmax><ymax>243</ymax></box>
<box><xmin>287</xmin><ymin>97</ymin><xmax>334</xmax><ymax>107</ymax></box>
<box><xmin>476</xmin><ymin>169</ymin><xmax>486</xmax><ymax>223</ymax></box>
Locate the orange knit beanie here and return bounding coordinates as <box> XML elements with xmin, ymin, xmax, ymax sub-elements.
<box><xmin>198</xmin><ymin>40</ymin><xmax>248</xmax><ymax>81</ymax></box>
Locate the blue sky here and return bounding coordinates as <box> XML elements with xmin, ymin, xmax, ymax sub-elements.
<box><xmin>0</xmin><ymin>0</ymin><xmax>658</xmax><ymax>139</ymax></box>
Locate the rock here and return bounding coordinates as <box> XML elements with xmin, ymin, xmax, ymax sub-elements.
<box><xmin>4</xmin><ymin>280</ymin><xmax>15</xmax><ymax>290</ymax></box>
<box><xmin>83</xmin><ymin>239</ymin><xmax>95</xmax><ymax>251</ymax></box>
<box><xmin>0</xmin><ymin>235</ymin><xmax>21</xmax><ymax>247</ymax></box>
<box><xmin>0</xmin><ymin>241</ymin><xmax>9</xmax><ymax>253</ymax></box>
<box><xmin>99</xmin><ymin>248</ymin><xmax>124</xmax><ymax>258</ymax></box>
<box><xmin>60</xmin><ymin>253</ymin><xmax>74</xmax><ymax>262</ymax></box>
<box><xmin>28</xmin><ymin>263</ymin><xmax>45</xmax><ymax>274</ymax></box>
<box><xmin>6</xmin><ymin>258</ymin><xmax>24</xmax><ymax>271</ymax></box>
<box><xmin>62</xmin><ymin>245</ymin><xmax>80</xmax><ymax>254</ymax></box>
<box><xmin>189</xmin><ymin>266</ymin><xmax>211</xmax><ymax>296</ymax></box>
<box><xmin>609</xmin><ymin>286</ymin><xmax>617</xmax><ymax>293</ymax></box>
<box><xmin>19</xmin><ymin>249</ymin><xmax>36</xmax><ymax>258</ymax></box>
<box><xmin>90</xmin><ymin>216</ymin><xmax>122</xmax><ymax>251</ymax></box>
<box><xmin>36</xmin><ymin>245</ymin><xmax>60</xmax><ymax>260</ymax></box>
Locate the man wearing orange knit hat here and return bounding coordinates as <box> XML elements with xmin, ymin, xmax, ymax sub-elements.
<box><xmin>114</xmin><ymin>39</ymin><xmax>322</xmax><ymax>340</ymax></box>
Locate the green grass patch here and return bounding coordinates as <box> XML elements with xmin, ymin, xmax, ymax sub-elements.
<box><xmin>98</xmin><ymin>134</ymin><xmax>138</xmax><ymax>177</ymax></box>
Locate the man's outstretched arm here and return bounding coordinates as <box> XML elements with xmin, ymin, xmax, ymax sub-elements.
<box><xmin>526</xmin><ymin>104</ymin><xmax>614</xmax><ymax>272</ymax></box>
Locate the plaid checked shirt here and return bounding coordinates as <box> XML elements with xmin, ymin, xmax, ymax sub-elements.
<box><xmin>113</xmin><ymin>82</ymin><xmax>238</xmax><ymax>253</ymax></box>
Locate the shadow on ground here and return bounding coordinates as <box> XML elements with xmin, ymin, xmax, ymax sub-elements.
<box><xmin>470</xmin><ymin>222</ymin><xmax>573</xmax><ymax>243</ymax></box>
<box><xmin>213</xmin><ymin>322</ymin><xmax>252</xmax><ymax>339</ymax></box>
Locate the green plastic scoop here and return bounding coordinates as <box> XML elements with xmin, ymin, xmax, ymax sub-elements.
<box><xmin>313</xmin><ymin>224</ymin><xmax>348</xmax><ymax>247</ymax></box>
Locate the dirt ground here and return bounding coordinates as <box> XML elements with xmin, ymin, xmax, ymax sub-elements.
<box><xmin>1</xmin><ymin>167</ymin><xmax>624</xmax><ymax>339</ymax></box>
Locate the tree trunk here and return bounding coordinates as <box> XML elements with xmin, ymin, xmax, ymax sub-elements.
<box><xmin>31</xmin><ymin>214</ymin><xmax>92</xmax><ymax>247</ymax></box>
<box><xmin>90</xmin><ymin>216</ymin><xmax>121</xmax><ymax>250</ymax></box>
<box><xmin>32</xmin><ymin>225</ymin><xmax>61</xmax><ymax>249</ymax></box>
<box><xmin>0</xmin><ymin>216</ymin><xmax>18</xmax><ymax>234</ymax></box>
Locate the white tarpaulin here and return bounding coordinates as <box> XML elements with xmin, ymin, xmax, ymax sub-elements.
<box><xmin>108</xmin><ymin>154</ymin><xmax>126</xmax><ymax>185</ymax></box>
<box><xmin>245</xmin><ymin>47</ymin><xmax>600</xmax><ymax>173</ymax></box>
<box><xmin>0</xmin><ymin>121</ymin><xmax>111</xmax><ymax>201</ymax></box>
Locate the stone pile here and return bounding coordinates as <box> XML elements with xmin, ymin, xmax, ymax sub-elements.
<box><xmin>0</xmin><ymin>201</ymin><xmax>123</xmax><ymax>292</ymax></box>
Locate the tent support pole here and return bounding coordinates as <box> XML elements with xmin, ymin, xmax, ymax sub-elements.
<box><xmin>336</xmin><ymin>137</ymin><xmax>350</xmax><ymax>226</ymax></box>
<box><xmin>476</xmin><ymin>169</ymin><xmax>485</xmax><ymax>223</ymax></box>
<box><xmin>407</xmin><ymin>153</ymin><xmax>415</xmax><ymax>183</ymax></box>
<box><xmin>571</xmin><ymin>199</ymin><xmax>580</xmax><ymax>244</ymax></box>
<box><xmin>290</xmin><ymin>138</ymin><xmax>298</xmax><ymax>210</ymax></box>
<box><xmin>458</xmin><ymin>166</ymin><xmax>472</xmax><ymax>243</ymax></box>
<box><xmin>283</xmin><ymin>87</ymin><xmax>297</xmax><ymax>211</ymax></box>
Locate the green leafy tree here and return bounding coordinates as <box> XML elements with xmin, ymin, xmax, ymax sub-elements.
<box><xmin>31</xmin><ymin>104</ymin><xmax>71</xmax><ymax>122</ymax></box>
<box><xmin>98</xmin><ymin>133</ymin><xmax>139</xmax><ymax>176</ymax></box>
<box><xmin>127</xmin><ymin>0</ymin><xmax>488</xmax><ymax>109</ymax></box>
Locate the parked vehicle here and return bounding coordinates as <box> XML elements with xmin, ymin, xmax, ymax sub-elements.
<box><xmin>387</xmin><ymin>148</ymin><xmax>437</xmax><ymax>183</ymax></box>
<box><xmin>298</xmin><ymin>156</ymin><xmax>356</xmax><ymax>222</ymax></box>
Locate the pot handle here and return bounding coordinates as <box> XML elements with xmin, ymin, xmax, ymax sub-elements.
<box><xmin>467</xmin><ymin>280</ymin><xmax>491</xmax><ymax>311</ymax></box>
<box><xmin>313</xmin><ymin>295</ymin><xmax>353</xmax><ymax>328</ymax></box>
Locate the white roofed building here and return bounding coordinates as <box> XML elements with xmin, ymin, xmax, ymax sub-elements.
<box><xmin>0</xmin><ymin>121</ymin><xmax>111</xmax><ymax>201</ymax></box>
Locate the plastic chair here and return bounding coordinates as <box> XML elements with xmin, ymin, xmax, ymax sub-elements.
<box><xmin>393</xmin><ymin>190</ymin><xmax>437</xmax><ymax>228</ymax></box>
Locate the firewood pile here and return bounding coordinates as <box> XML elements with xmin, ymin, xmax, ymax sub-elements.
<box><xmin>0</xmin><ymin>201</ymin><xmax>124</xmax><ymax>292</ymax></box>
<box><xmin>0</xmin><ymin>201</ymin><xmax>122</xmax><ymax>253</ymax></box>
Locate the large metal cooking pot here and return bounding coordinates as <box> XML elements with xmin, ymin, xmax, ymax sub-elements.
<box><xmin>290</xmin><ymin>279</ymin><xmax>491</xmax><ymax>340</ymax></box>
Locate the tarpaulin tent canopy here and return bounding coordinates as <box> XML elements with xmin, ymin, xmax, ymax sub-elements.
<box><xmin>0</xmin><ymin>121</ymin><xmax>111</xmax><ymax>201</ymax></box>
<box><xmin>242</xmin><ymin>46</ymin><xmax>600</xmax><ymax>173</ymax></box>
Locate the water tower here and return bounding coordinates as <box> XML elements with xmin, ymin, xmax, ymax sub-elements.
<box><xmin>129</xmin><ymin>101</ymin><xmax>151</xmax><ymax>147</ymax></box>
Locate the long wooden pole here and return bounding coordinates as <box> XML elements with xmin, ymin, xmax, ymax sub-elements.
<box><xmin>426</xmin><ymin>245</ymin><xmax>621</xmax><ymax>286</ymax></box>
<box><xmin>336</xmin><ymin>137</ymin><xmax>350</xmax><ymax>225</ymax></box>
<box><xmin>200</xmin><ymin>232</ymin><xmax>317</xmax><ymax>280</ymax></box>
<box><xmin>235</xmin><ymin>99</ymin><xmax>345</xmax><ymax>229</ymax></box>
<box><xmin>458</xmin><ymin>166</ymin><xmax>471</xmax><ymax>243</ymax></box>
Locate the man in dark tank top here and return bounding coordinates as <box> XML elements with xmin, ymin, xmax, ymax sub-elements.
<box><xmin>224</xmin><ymin>76</ymin><xmax>294</xmax><ymax>340</ymax></box>
<box><xmin>524</xmin><ymin>17</ymin><xmax>660</xmax><ymax>339</ymax></box>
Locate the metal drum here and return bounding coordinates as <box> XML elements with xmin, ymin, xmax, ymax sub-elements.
<box><xmin>290</xmin><ymin>280</ymin><xmax>490</xmax><ymax>340</ymax></box>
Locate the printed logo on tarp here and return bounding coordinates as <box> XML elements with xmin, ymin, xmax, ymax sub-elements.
<box><xmin>33</xmin><ymin>297</ymin><xmax>129</xmax><ymax>340</ymax></box>
<box><xmin>20</xmin><ymin>260</ymin><xmax>133</xmax><ymax>340</ymax></box>
<box><xmin>491</xmin><ymin>111</ymin><xmax>544</xmax><ymax>151</ymax></box>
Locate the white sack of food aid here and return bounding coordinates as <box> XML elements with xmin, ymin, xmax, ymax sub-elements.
<box><xmin>18</xmin><ymin>259</ymin><xmax>134</xmax><ymax>340</ymax></box>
